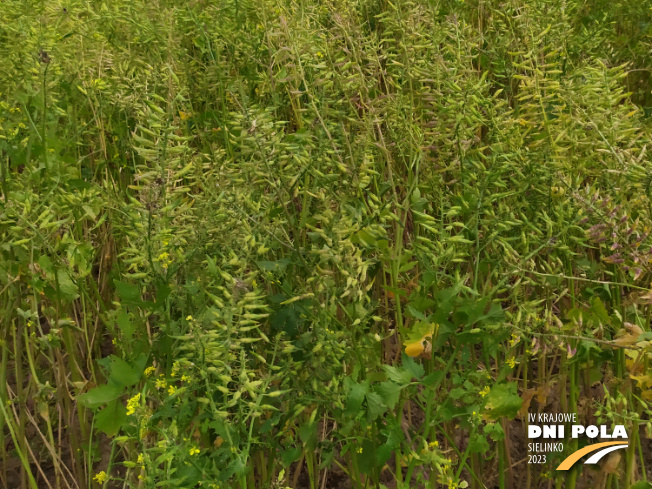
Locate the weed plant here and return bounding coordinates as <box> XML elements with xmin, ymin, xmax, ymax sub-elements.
<box><xmin>0</xmin><ymin>0</ymin><xmax>651</xmax><ymax>488</ymax></box>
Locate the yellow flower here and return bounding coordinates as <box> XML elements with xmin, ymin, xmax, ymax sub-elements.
<box><xmin>428</xmin><ymin>440</ymin><xmax>439</xmax><ymax>449</ymax></box>
<box><xmin>93</xmin><ymin>471</ymin><xmax>107</xmax><ymax>484</ymax></box>
<box><xmin>506</xmin><ymin>357</ymin><xmax>518</xmax><ymax>369</ymax></box>
<box><xmin>404</xmin><ymin>325</ymin><xmax>437</xmax><ymax>357</ymax></box>
<box><xmin>144</xmin><ymin>366</ymin><xmax>155</xmax><ymax>377</ymax></box>
<box><xmin>156</xmin><ymin>252</ymin><xmax>172</xmax><ymax>267</ymax></box>
<box><xmin>189</xmin><ymin>447</ymin><xmax>200</xmax><ymax>456</ymax></box>
<box><xmin>126</xmin><ymin>393</ymin><xmax>141</xmax><ymax>416</ymax></box>
<box><xmin>137</xmin><ymin>454</ymin><xmax>144</xmax><ymax>464</ymax></box>
<box><xmin>181</xmin><ymin>374</ymin><xmax>191</xmax><ymax>382</ymax></box>
<box><xmin>179</xmin><ymin>111</ymin><xmax>191</xmax><ymax>121</ymax></box>
<box><xmin>356</xmin><ymin>447</ymin><xmax>363</xmax><ymax>454</ymax></box>
<box><xmin>171</xmin><ymin>361</ymin><xmax>180</xmax><ymax>377</ymax></box>
<box><xmin>405</xmin><ymin>340</ymin><xmax>425</xmax><ymax>357</ymax></box>
<box><xmin>155</xmin><ymin>378</ymin><xmax>167</xmax><ymax>389</ymax></box>
<box><xmin>167</xmin><ymin>385</ymin><xmax>176</xmax><ymax>396</ymax></box>
<box><xmin>479</xmin><ymin>386</ymin><xmax>490</xmax><ymax>398</ymax></box>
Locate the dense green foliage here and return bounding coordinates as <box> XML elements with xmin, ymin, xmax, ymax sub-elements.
<box><xmin>0</xmin><ymin>0</ymin><xmax>651</xmax><ymax>488</ymax></box>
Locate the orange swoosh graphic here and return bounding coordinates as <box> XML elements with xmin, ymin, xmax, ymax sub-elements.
<box><xmin>557</xmin><ymin>442</ymin><xmax>629</xmax><ymax>470</ymax></box>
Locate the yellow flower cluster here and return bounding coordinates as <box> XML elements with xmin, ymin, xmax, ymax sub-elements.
<box><xmin>93</xmin><ymin>471</ymin><xmax>107</xmax><ymax>484</ymax></box>
<box><xmin>171</xmin><ymin>361</ymin><xmax>181</xmax><ymax>377</ymax></box>
<box><xmin>156</xmin><ymin>251</ymin><xmax>172</xmax><ymax>269</ymax></box>
<box><xmin>126</xmin><ymin>393</ymin><xmax>141</xmax><ymax>416</ymax></box>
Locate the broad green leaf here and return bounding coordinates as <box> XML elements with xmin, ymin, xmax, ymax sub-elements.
<box><xmin>402</xmin><ymin>354</ymin><xmax>425</xmax><ymax>380</ymax></box>
<box><xmin>55</xmin><ymin>269</ymin><xmax>79</xmax><ymax>301</ymax></box>
<box><xmin>108</xmin><ymin>356</ymin><xmax>142</xmax><ymax>387</ymax></box>
<box><xmin>256</xmin><ymin>258</ymin><xmax>291</xmax><ymax>272</ymax></box>
<box><xmin>468</xmin><ymin>433</ymin><xmax>490</xmax><ymax>454</ymax></box>
<box><xmin>375</xmin><ymin>381</ymin><xmax>403</xmax><ymax>410</ymax></box>
<box><xmin>484</xmin><ymin>382</ymin><xmax>523</xmax><ymax>421</ymax></box>
<box><xmin>281</xmin><ymin>447</ymin><xmax>302</xmax><ymax>467</ymax></box>
<box><xmin>114</xmin><ymin>280</ymin><xmax>141</xmax><ymax>304</ymax></box>
<box><xmin>94</xmin><ymin>399</ymin><xmax>127</xmax><ymax>437</ymax></box>
<box><xmin>382</xmin><ymin>365</ymin><xmax>412</xmax><ymax>386</ymax></box>
<box><xmin>77</xmin><ymin>384</ymin><xmax>123</xmax><ymax>409</ymax></box>
<box><xmin>365</xmin><ymin>391</ymin><xmax>387</xmax><ymax>420</ymax></box>
<box><xmin>345</xmin><ymin>380</ymin><xmax>369</xmax><ymax>417</ymax></box>
<box><xmin>116</xmin><ymin>310</ymin><xmax>134</xmax><ymax>340</ymax></box>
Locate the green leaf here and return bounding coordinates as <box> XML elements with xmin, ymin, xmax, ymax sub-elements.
<box><xmin>468</xmin><ymin>433</ymin><xmax>490</xmax><ymax>454</ymax></box>
<box><xmin>77</xmin><ymin>384</ymin><xmax>123</xmax><ymax>409</ymax></box>
<box><xmin>382</xmin><ymin>365</ymin><xmax>412</xmax><ymax>386</ymax></box>
<box><xmin>108</xmin><ymin>356</ymin><xmax>142</xmax><ymax>387</ymax></box>
<box><xmin>357</xmin><ymin>439</ymin><xmax>392</xmax><ymax>475</ymax></box>
<box><xmin>375</xmin><ymin>444</ymin><xmax>392</xmax><ymax>468</ymax></box>
<box><xmin>484</xmin><ymin>382</ymin><xmax>523</xmax><ymax>421</ymax></box>
<box><xmin>590</xmin><ymin>296</ymin><xmax>611</xmax><ymax>326</ymax></box>
<box><xmin>484</xmin><ymin>422</ymin><xmax>505</xmax><ymax>442</ymax></box>
<box><xmin>174</xmin><ymin>465</ymin><xmax>201</xmax><ymax>487</ymax></box>
<box><xmin>631</xmin><ymin>482</ymin><xmax>652</xmax><ymax>489</ymax></box>
<box><xmin>116</xmin><ymin>310</ymin><xmax>134</xmax><ymax>340</ymax></box>
<box><xmin>399</xmin><ymin>261</ymin><xmax>418</xmax><ymax>273</ymax></box>
<box><xmin>345</xmin><ymin>379</ymin><xmax>369</xmax><ymax>417</ymax></box>
<box><xmin>299</xmin><ymin>420</ymin><xmax>318</xmax><ymax>450</ymax></box>
<box><xmin>270</xmin><ymin>304</ymin><xmax>302</xmax><ymax>338</ymax></box>
<box><xmin>406</xmin><ymin>304</ymin><xmax>428</xmax><ymax>321</ymax></box>
<box><xmin>402</xmin><ymin>354</ymin><xmax>425</xmax><ymax>380</ymax></box>
<box><xmin>155</xmin><ymin>283</ymin><xmax>171</xmax><ymax>308</ymax></box>
<box><xmin>114</xmin><ymin>280</ymin><xmax>141</xmax><ymax>304</ymax></box>
<box><xmin>449</xmin><ymin>387</ymin><xmax>467</xmax><ymax>400</ymax></box>
<box><xmin>38</xmin><ymin>255</ymin><xmax>54</xmax><ymax>275</ymax></box>
<box><xmin>256</xmin><ymin>258</ymin><xmax>291</xmax><ymax>272</ymax></box>
<box><xmin>423</xmin><ymin>371</ymin><xmax>444</xmax><ymax>388</ymax></box>
<box><xmin>94</xmin><ymin>400</ymin><xmax>127</xmax><ymax>437</ymax></box>
<box><xmin>365</xmin><ymin>391</ymin><xmax>387</xmax><ymax>420</ymax></box>
<box><xmin>56</xmin><ymin>269</ymin><xmax>79</xmax><ymax>301</ymax></box>
<box><xmin>375</xmin><ymin>382</ymin><xmax>402</xmax><ymax>410</ymax></box>
<box><xmin>357</xmin><ymin>440</ymin><xmax>375</xmax><ymax>475</ymax></box>
<box><xmin>281</xmin><ymin>446</ymin><xmax>302</xmax><ymax>467</ymax></box>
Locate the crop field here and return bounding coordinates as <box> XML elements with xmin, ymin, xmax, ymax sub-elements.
<box><xmin>0</xmin><ymin>0</ymin><xmax>651</xmax><ymax>488</ymax></box>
